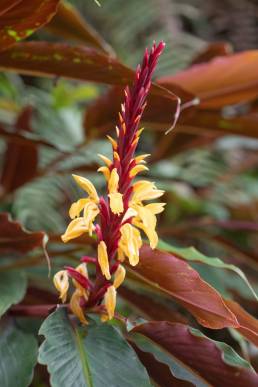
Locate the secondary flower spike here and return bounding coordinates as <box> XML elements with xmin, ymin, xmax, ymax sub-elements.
<box><xmin>54</xmin><ymin>42</ymin><xmax>166</xmax><ymax>324</ymax></box>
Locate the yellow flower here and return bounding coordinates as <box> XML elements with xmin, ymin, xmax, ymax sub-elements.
<box><xmin>98</xmin><ymin>241</ymin><xmax>111</xmax><ymax>280</ymax></box>
<box><xmin>61</xmin><ymin>218</ymin><xmax>88</xmax><ymax>243</ymax></box>
<box><xmin>72</xmin><ymin>263</ymin><xmax>89</xmax><ymax>298</ymax></box>
<box><xmin>104</xmin><ymin>285</ymin><xmax>116</xmax><ymax>320</ymax></box>
<box><xmin>118</xmin><ymin>223</ymin><xmax>142</xmax><ymax>266</ymax></box>
<box><xmin>108</xmin><ymin>168</ymin><xmax>124</xmax><ymax>214</ymax></box>
<box><xmin>53</xmin><ymin>270</ymin><xmax>69</xmax><ymax>303</ymax></box>
<box><xmin>61</xmin><ymin>174</ymin><xmax>100</xmax><ymax>243</ymax></box>
<box><xmin>113</xmin><ymin>264</ymin><xmax>126</xmax><ymax>288</ymax></box>
<box><xmin>70</xmin><ymin>289</ymin><xmax>88</xmax><ymax>325</ymax></box>
<box><xmin>132</xmin><ymin>180</ymin><xmax>164</xmax><ymax>203</ymax></box>
<box><xmin>72</xmin><ymin>174</ymin><xmax>99</xmax><ymax>203</ymax></box>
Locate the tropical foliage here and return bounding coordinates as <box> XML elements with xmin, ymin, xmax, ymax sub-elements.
<box><xmin>1</xmin><ymin>1</ymin><xmax>258</xmax><ymax>386</ymax></box>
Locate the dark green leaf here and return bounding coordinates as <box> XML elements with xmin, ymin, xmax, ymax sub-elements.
<box><xmin>38</xmin><ymin>308</ymin><xmax>151</xmax><ymax>387</ymax></box>
<box><xmin>0</xmin><ymin>271</ymin><xmax>27</xmax><ymax>317</ymax></box>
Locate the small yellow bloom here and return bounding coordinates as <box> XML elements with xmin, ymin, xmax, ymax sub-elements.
<box><xmin>61</xmin><ymin>218</ymin><xmax>88</xmax><ymax>243</ymax></box>
<box><xmin>133</xmin><ymin>219</ymin><xmax>158</xmax><ymax>249</ymax></box>
<box><xmin>145</xmin><ymin>202</ymin><xmax>166</xmax><ymax>215</ymax></box>
<box><xmin>72</xmin><ymin>174</ymin><xmax>99</xmax><ymax>203</ymax></box>
<box><xmin>113</xmin><ymin>264</ymin><xmax>126</xmax><ymax>289</ymax></box>
<box><xmin>134</xmin><ymin>154</ymin><xmax>150</xmax><ymax>164</ymax></box>
<box><xmin>70</xmin><ymin>289</ymin><xmax>88</xmax><ymax>325</ymax></box>
<box><xmin>123</xmin><ymin>207</ymin><xmax>138</xmax><ymax>222</ymax></box>
<box><xmin>98</xmin><ymin>154</ymin><xmax>112</xmax><ymax>167</ymax></box>
<box><xmin>107</xmin><ymin>135</ymin><xmax>118</xmax><ymax>150</ymax></box>
<box><xmin>97</xmin><ymin>241</ymin><xmax>111</xmax><ymax>280</ymax></box>
<box><xmin>97</xmin><ymin>166</ymin><xmax>110</xmax><ymax>181</ymax></box>
<box><xmin>108</xmin><ymin>168</ymin><xmax>124</xmax><ymax>214</ymax></box>
<box><xmin>83</xmin><ymin>201</ymin><xmax>99</xmax><ymax>236</ymax></box>
<box><xmin>72</xmin><ymin>263</ymin><xmax>89</xmax><ymax>298</ymax></box>
<box><xmin>132</xmin><ymin>180</ymin><xmax>164</xmax><ymax>203</ymax></box>
<box><xmin>132</xmin><ymin>204</ymin><xmax>157</xmax><ymax>230</ymax></box>
<box><xmin>69</xmin><ymin>198</ymin><xmax>89</xmax><ymax>219</ymax></box>
<box><xmin>104</xmin><ymin>285</ymin><xmax>116</xmax><ymax>320</ymax></box>
<box><xmin>53</xmin><ymin>270</ymin><xmax>69</xmax><ymax>303</ymax></box>
<box><xmin>108</xmin><ymin>192</ymin><xmax>124</xmax><ymax>214</ymax></box>
<box><xmin>119</xmin><ymin>223</ymin><xmax>142</xmax><ymax>266</ymax></box>
<box><xmin>129</xmin><ymin>165</ymin><xmax>149</xmax><ymax>178</ymax></box>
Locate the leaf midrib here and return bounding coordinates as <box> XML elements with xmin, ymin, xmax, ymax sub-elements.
<box><xmin>73</xmin><ymin>326</ymin><xmax>94</xmax><ymax>387</ymax></box>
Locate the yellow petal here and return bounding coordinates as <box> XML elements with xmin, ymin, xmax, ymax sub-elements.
<box><xmin>134</xmin><ymin>154</ymin><xmax>150</xmax><ymax>164</ymax></box>
<box><xmin>72</xmin><ymin>174</ymin><xmax>99</xmax><ymax>203</ymax></box>
<box><xmin>69</xmin><ymin>198</ymin><xmax>89</xmax><ymax>219</ymax></box>
<box><xmin>133</xmin><ymin>220</ymin><xmax>158</xmax><ymax>249</ymax></box>
<box><xmin>113</xmin><ymin>152</ymin><xmax>120</xmax><ymax>162</ymax></box>
<box><xmin>108</xmin><ymin>168</ymin><xmax>119</xmax><ymax>193</ymax></box>
<box><xmin>119</xmin><ymin>223</ymin><xmax>141</xmax><ymax>266</ymax></box>
<box><xmin>53</xmin><ymin>270</ymin><xmax>69</xmax><ymax>303</ymax></box>
<box><xmin>145</xmin><ymin>202</ymin><xmax>166</xmax><ymax>215</ymax></box>
<box><xmin>100</xmin><ymin>314</ymin><xmax>109</xmax><ymax>322</ymax></box>
<box><xmin>104</xmin><ymin>285</ymin><xmax>116</xmax><ymax>320</ymax></box>
<box><xmin>108</xmin><ymin>192</ymin><xmax>124</xmax><ymax>214</ymax></box>
<box><xmin>83</xmin><ymin>201</ymin><xmax>99</xmax><ymax>235</ymax></box>
<box><xmin>61</xmin><ymin>218</ymin><xmax>88</xmax><ymax>243</ymax></box>
<box><xmin>70</xmin><ymin>289</ymin><xmax>88</xmax><ymax>325</ymax></box>
<box><xmin>98</xmin><ymin>154</ymin><xmax>112</xmax><ymax>167</ymax></box>
<box><xmin>117</xmin><ymin>248</ymin><xmax>125</xmax><ymax>262</ymax></box>
<box><xmin>97</xmin><ymin>166</ymin><xmax>110</xmax><ymax>181</ymax></box>
<box><xmin>129</xmin><ymin>165</ymin><xmax>149</xmax><ymax>178</ymax></box>
<box><xmin>123</xmin><ymin>207</ymin><xmax>138</xmax><ymax>222</ymax></box>
<box><xmin>97</xmin><ymin>241</ymin><xmax>111</xmax><ymax>280</ymax></box>
<box><xmin>132</xmin><ymin>180</ymin><xmax>164</xmax><ymax>202</ymax></box>
<box><xmin>113</xmin><ymin>264</ymin><xmax>126</xmax><ymax>289</ymax></box>
<box><xmin>134</xmin><ymin>204</ymin><xmax>157</xmax><ymax>230</ymax></box>
<box><xmin>107</xmin><ymin>135</ymin><xmax>118</xmax><ymax>150</ymax></box>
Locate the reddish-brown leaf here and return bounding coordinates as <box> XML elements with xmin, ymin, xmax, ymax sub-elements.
<box><xmin>129</xmin><ymin>245</ymin><xmax>238</xmax><ymax>329</ymax></box>
<box><xmin>160</xmin><ymin>51</ymin><xmax>258</xmax><ymax>108</ymax></box>
<box><xmin>131</xmin><ymin>321</ymin><xmax>258</xmax><ymax>387</ymax></box>
<box><xmin>225</xmin><ymin>299</ymin><xmax>258</xmax><ymax>347</ymax></box>
<box><xmin>179</xmin><ymin>109</ymin><xmax>258</xmax><ymax>138</ymax></box>
<box><xmin>0</xmin><ymin>106</ymin><xmax>38</xmax><ymax>193</ymax></box>
<box><xmin>0</xmin><ymin>1</ymin><xmax>22</xmax><ymax>16</ymax></box>
<box><xmin>0</xmin><ymin>0</ymin><xmax>60</xmax><ymax>51</ymax></box>
<box><xmin>0</xmin><ymin>213</ymin><xmax>46</xmax><ymax>254</ymax></box>
<box><xmin>191</xmin><ymin>42</ymin><xmax>232</xmax><ymax>65</ymax></box>
<box><xmin>119</xmin><ymin>286</ymin><xmax>188</xmax><ymax>324</ymax></box>
<box><xmin>0</xmin><ymin>42</ymin><xmax>181</xmax><ymax>129</ymax></box>
<box><xmin>46</xmin><ymin>1</ymin><xmax>114</xmax><ymax>55</ymax></box>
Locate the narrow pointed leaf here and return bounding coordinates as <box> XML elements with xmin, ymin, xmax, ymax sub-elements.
<box><xmin>130</xmin><ymin>245</ymin><xmax>238</xmax><ymax>329</ymax></box>
<box><xmin>158</xmin><ymin>240</ymin><xmax>258</xmax><ymax>301</ymax></box>
<box><xmin>38</xmin><ymin>308</ymin><xmax>151</xmax><ymax>387</ymax></box>
<box><xmin>131</xmin><ymin>321</ymin><xmax>258</xmax><ymax>387</ymax></box>
<box><xmin>160</xmin><ymin>51</ymin><xmax>258</xmax><ymax>108</ymax></box>
<box><xmin>0</xmin><ymin>0</ymin><xmax>60</xmax><ymax>51</ymax></box>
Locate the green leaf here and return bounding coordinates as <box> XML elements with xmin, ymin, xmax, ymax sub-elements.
<box><xmin>0</xmin><ymin>271</ymin><xmax>27</xmax><ymax>318</ymax></box>
<box><xmin>0</xmin><ymin>320</ymin><xmax>38</xmax><ymax>387</ymax></box>
<box><xmin>38</xmin><ymin>308</ymin><xmax>151</xmax><ymax>387</ymax></box>
<box><xmin>158</xmin><ymin>239</ymin><xmax>258</xmax><ymax>301</ymax></box>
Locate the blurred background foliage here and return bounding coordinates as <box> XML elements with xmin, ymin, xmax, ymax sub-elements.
<box><xmin>2</xmin><ymin>0</ymin><xmax>258</xmax><ymax>382</ymax></box>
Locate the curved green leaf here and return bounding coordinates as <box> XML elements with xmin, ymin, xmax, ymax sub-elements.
<box><xmin>0</xmin><ymin>320</ymin><xmax>37</xmax><ymax>387</ymax></box>
<box><xmin>158</xmin><ymin>240</ymin><xmax>258</xmax><ymax>301</ymax></box>
<box><xmin>38</xmin><ymin>308</ymin><xmax>151</xmax><ymax>387</ymax></box>
<box><xmin>0</xmin><ymin>271</ymin><xmax>27</xmax><ymax>317</ymax></box>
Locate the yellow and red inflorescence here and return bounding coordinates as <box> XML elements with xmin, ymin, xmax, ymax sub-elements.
<box><xmin>54</xmin><ymin>42</ymin><xmax>166</xmax><ymax>323</ymax></box>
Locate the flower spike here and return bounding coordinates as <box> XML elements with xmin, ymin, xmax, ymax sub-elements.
<box><xmin>54</xmin><ymin>42</ymin><xmax>166</xmax><ymax>324</ymax></box>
